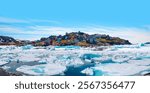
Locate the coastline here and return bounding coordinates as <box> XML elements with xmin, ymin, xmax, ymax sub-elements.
<box><xmin>0</xmin><ymin>68</ymin><xmax>22</xmax><ymax>76</ymax></box>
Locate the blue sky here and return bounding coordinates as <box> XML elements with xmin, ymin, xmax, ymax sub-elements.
<box><xmin>0</xmin><ymin>0</ymin><xmax>150</xmax><ymax>43</ymax></box>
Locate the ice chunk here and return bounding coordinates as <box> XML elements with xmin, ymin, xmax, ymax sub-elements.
<box><xmin>138</xmin><ymin>43</ymin><xmax>145</xmax><ymax>47</ymax></box>
<box><xmin>92</xmin><ymin>56</ymin><xmax>113</xmax><ymax>64</ymax></box>
<box><xmin>38</xmin><ymin>59</ymin><xmax>47</xmax><ymax>64</ymax></box>
<box><xmin>128</xmin><ymin>59</ymin><xmax>150</xmax><ymax>66</ymax></box>
<box><xmin>1</xmin><ymin>66</ymin><xmax>10</xmax><ymax>70</ymax></box>
<box><xmin>93</xmin><ymin>63</ymin><xmax>150</xmax><ymax>76</ymax></box>
<box><xmin>0</xmin><ymin>60</ymin><xmax>8</xmax><ymax>66</ymax></box>
<box><xmin>81</xmin><ymin>68</ymin><xmax>94</xmax><ymax>75</ymax></box>
<box><xmin>15</xmin><ymin>54</ymin><xmax>40</xmax><ymax>62</ymax></box>
<box><xmin>55</xmin><ymin>54</ymin><xmax>84</xmax><ymax>66</ymax></box>
<box><xmin>140</xmin><ymin>71</ymin><xmax>150</xmax><ymax>75</ymax></box>
<box><xmin>112</xmin><ymin>54</ymin><xmax>131</xmax><ymax>63</ymax></box>
<box><xmin>1</xmin><ymin>44</ymin><xmax>150</xmax><ymax>76</ymax></box>
<box><xmin>21</xmin><ymin>45</ymin><xmax>33</xmax><ymax>50</ymax></box>
<box><xmin>16</xmin><ymin>63</ymin><xmax>66</xmax><ymax>76</ymax></box>
<box><xmin>81</xmin><ymin>53</ymin><xmax>101</xmax><ymax>61</ymax></box>
<box><xmin>111</xmin><ymin>44</ymin><xmax>146</xmax><ymax>49</ymax></box>
<box><xmin>64</xmin><ymin>46</ymin><xmax>80</xmax><ymax>50</ymax></box>
<box><xmin>55</xmin><ymin>46</ymin><xmax>80</xmax><ymax>50</ymax></box>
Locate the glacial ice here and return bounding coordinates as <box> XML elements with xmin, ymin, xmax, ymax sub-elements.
<box><xmin>0</xmin><ymin>43</ymin><xmax>150</xmax><ymax>76</ymax></box>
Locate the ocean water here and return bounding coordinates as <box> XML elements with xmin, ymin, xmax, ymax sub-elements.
<box><xmin>0</xmin><ymin>44</ymin><xmax>150</xmax><ymax>76</ymax></box>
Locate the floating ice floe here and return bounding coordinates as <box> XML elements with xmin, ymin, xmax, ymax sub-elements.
<box><xmin>55</xmin><ymin>46</ymin><xmax>80</xmax><ymax>50</ymax></box>
<box><xmin>21</xmin><ymin>45</ymin><xmax>34</xmax><ymax>50</ymax></box>
<box><xmin>112</xmin><ymin>54</ymin><xmax>131</xmax><ymax>63</ymax></box>
<box><xmin>81</xmin><ymin>53</ymin><xmax>101</xmax><ymax>60</ymax></box>
<box><xmin>0</xmin><ymin>60</ymin><xmax>8</xmax><ymax>66</ymax></box>
<box><xmin>1</xmin><ymin>66</ymin><xmax>10</xmax><ymax>70</ymax></box>
<box><xmin>16</xmin><ymin>63</ymin><xmax>66</xmax><ymax>76</ymax></box>
<box><xmin>81</xmin><ymin>68</ymin><xmax>94</xmax><ymax>75</ymax></box>
<box><xmin>55</xmin><ymin>54</ymin><xmax>84</xmax><ymax>66</ymax></box>
<box><xmin>0</xmin><ymin>43</ymin><xmax>150</xmax><ymax>76</ymax></box>
<box><xmin>15</xmin><ymin>54</ymin><xmax>40</xmax><ymax>62</ymax></box>
<box><xmin>92</xmin><ymin>63</ymin><xmax>150</xmax><ymax>76</ymax></box>
<box><xmin>128</xmin><ymin>59</ymin><xmax>150</xmax><ymax>66</ymax></box>
<box><xmin>38</xmin><ymin>59</ymin><xmax>47</xmax><ymax>64</ymax></box>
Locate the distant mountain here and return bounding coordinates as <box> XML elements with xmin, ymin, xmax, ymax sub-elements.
<box><xmin>0</xmin><ymin>36</ymin><xmax>17</xmax><ymax>45</ymax></box>
<box><xmin>0</xmin><ymin>36</ymin><xmax>31</xmax><ymax>45</ymax></box>
<box><xmin>33</xmin><ymin>31</ymin><xmax>131</xmax><ymax>46</ymax></box>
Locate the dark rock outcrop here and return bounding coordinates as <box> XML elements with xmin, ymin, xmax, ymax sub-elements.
<box><xmin>145</xmin><ymin>42</ymin><xmax>150</xmax><ymax>44</ymax></box>
<box><xmin>0</xmin><ymin>36</ymin><xmax>17</xmax><ymax>45</ymax></box>
<box><xmin>144</xmin><ymin>73</ymin><xmax>150</xmax><ymax>76</ymax></box>
<box><xmin>0</xmin><ymin>68</ymin><xmax>22</xmax><ymax>76</ymax></box>
<box><xmin>0</xmin><ymin>36</ymin><xmax>32</xmax><ymax>46</ymax></box>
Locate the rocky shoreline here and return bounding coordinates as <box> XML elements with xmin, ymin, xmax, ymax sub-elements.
<box><xmin>144</xmin><ymin>73</ymin><xmax>150</xmax><ymax>76</ymax></box>
<box><xmin>0</xmin><ymin>68</ymin><xmax>22</xmax><ymax>76</ymax></box>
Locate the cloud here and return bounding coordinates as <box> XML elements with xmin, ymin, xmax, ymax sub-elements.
<box><xmin>0</xmin><ymin>16</ymin><xmax>61</xmax><ymax>25</ymax></box>
<box><xmin>80</xmin><ymin>26</ymin><xmax>150</xmax><ymax>43</ymax></box>
<box><xmin>28</xmin><ymin>19</ymin><xmax>61</xmax><ymax>25</ymax></box>
<box><xmin>0</xmin><ymin>17</ymin><xmax>150</xmax><ymax>43</ymax></box>
<box><xmin>0</xmin><ymin>17</ymin><xmax>28</xmax><ymax>23</ymax></box>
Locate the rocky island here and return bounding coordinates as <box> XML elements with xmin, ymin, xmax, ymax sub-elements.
<box><xmin>0</xmin><ymin>31</ymin><xmax>131</xmax><ymax>46</ymax></box>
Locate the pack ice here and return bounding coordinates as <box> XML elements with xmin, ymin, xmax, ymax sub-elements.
<box><xmin>0</xmin><ymin>43</ymin><xmax>150</xmax><ymax>76</ymax></box>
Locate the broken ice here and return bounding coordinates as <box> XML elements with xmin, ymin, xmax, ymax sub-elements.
<box><xmin>0</xmin><ymin>43</ymin><xmax>150</xmax><ymax>76</ymax></box>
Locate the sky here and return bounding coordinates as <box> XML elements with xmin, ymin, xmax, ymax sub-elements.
<box><xmin>0</xmin><ymin>0</ymin><xmax>150</xmax><ymax>43</ymax></box>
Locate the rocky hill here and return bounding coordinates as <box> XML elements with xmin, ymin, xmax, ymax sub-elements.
<box><xmin>33</xmin><ymin>31</ymin><xmax>131</xmax><ymax>46</ymax></box>
<box><xmin>0</xmin><ymin>32</ymin><xmax>131</xmax><ymax>46</ymax></box>
<box><xmin>0</xmin><ymin>36</ymin><xmax>17</xmax><ymax>45</ymax></box>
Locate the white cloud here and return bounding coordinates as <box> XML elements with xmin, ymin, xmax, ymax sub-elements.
<box><xmin>28</xmin><ymin>19</ymin><xmax>61</xmax><ymax>25</ymax></box>
<box><xmin>0</xmin><ymin>16</ymin><xmax>61</xmax><ymax>25</ymax></box>
<box><xmin>0</xmin><ymin>17</ymin><xmax>28</xmax><ymax>23</ymax></box>
<box><xmin>1</xmin><ymin>25</ymin><xmax>150</xmax><ymax>43</ymax></box>
<box><xmin>0</xmin><ymin>17</ymin><xmax>150</xmax><ymax>43</ymax></box>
